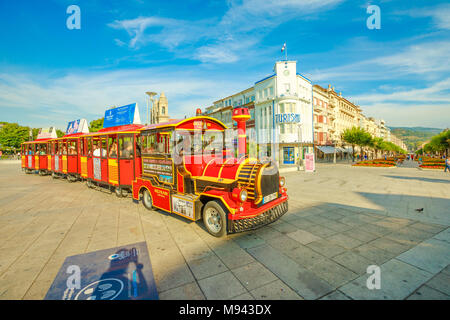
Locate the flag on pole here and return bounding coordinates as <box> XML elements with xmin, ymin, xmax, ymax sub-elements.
<box><xmin>281</xmin><ymin>42</ymin><xmax>286</xmax><ymax>52</ymax></box>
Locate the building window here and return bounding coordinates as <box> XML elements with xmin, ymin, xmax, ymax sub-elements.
<box><xmin>269</xmin><ymin>86</ymin><xmax>274</xmax><ymax>96</ymax></box>
<box><xmin>280</xmin><ymin>103</ymin><xmax>285</xmax><ymax>113</ymax></box>
<box><xmin>284</xmin><ymin>83</ymin><xmax>290</xmax><ymax>93</ymax></box>
<box><xmin>263</xmin><ymin>88</ymin><xmax>268</xmax><ymax>98</ymax></box>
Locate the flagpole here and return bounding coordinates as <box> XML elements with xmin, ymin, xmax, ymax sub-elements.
<box><xmin>285</xmin><ymin>41</ymin><xmax>287</xmax><ymax>61</ymax></box>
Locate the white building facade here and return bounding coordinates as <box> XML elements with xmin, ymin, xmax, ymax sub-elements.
<box><xmin>205</xmin><ymin>60</ymin><xmax>314</xmax><ymax>168</ymax></box>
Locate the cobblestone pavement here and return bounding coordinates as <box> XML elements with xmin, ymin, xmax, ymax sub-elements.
<box><xmin>0</xmin><ymin>161</ymin><xmax>449</xmax><ymax>300</ymax></box>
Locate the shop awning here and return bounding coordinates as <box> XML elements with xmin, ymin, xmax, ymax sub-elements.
<box><xmin>316</xmin><ymin>146</ymin><xmax>336</xmax><ymax>154</ymax></box>
<box><xmin>344</xmin><ymin>147</ymin><xmax>353</xmax><ymax>153</ymax></box>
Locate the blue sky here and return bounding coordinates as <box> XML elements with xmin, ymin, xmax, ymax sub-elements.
<box><xmin>0</xmin><ymin>0</ymin><xmax>449</xmax><ymax>130</ymax></box>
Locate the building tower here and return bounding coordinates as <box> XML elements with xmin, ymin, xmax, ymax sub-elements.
<box><xmin>152</xmin><ymin>92</ymin><xmax>171</xmax><ymax>124</ymax></box>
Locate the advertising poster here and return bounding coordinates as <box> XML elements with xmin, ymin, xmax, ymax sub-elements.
<box><xmin>305</xmin><ymin>153</ymin><xmax>315</xmax><ymax>172</ymax></box>
<box><xmin>172</xmin><ymin>196</ymin><xmax>194</xmax><ymax>220</ymax></box>
<box><xmin>44</xmin><ymin>242</ymin><xmax>158</xmax><ymax>300</ymax></box>
<box><xmin>93</xmin><ymin>158</ymin><xmax>101</xmax><ymax>180</ymax></box>
<box><xmin>54</xmin><ymin>155</ymin><xmax>59</xmax><ymax>171</ymax></box>
<box><xmin>37</xmin><ymin>127</ymin><xmax>57</xmax><ymax>139</ymax></box>
<box><xmin>66</xmin><ymin>119</ymin><xmax>89</xmax><ymax>134</ymax></box>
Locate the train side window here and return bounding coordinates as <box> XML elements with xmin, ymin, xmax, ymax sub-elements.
<box><xmin>101</xmin><ymin>138</ymin><xmax>107</xmax><ymax>159</ymax></box>
<box><xmin>40</xmin><ymin>144</ymin><xmax>47</xmax><ymax>155</ymax></box>
<box><xmin>119</xmin><ymin>136</ymin><xmax>134</xmax><ymax>159</ymax></box>
<box><xmin>54</xmin><ymin>142</ymin><xmax>59</xmax><ymax>155</ymax></box>
<box><xmin>135</xmin><ymin>135</ymin><xmax>141</xmax><ymax>157</ymax></box>
<box><xmin>68</xmin><ymin>140</ymin><xmax>77</xmax><ymax>155</ymax></box>
<box><xmin>141</xmin><ymin>132</ymin><xmax>157</xmax><ymax>154</ymax></box>
<box><xmin>108</xmin><ymin>137</ymin><xmax>118</xmax><ymax>158</ymax></box>
<box><xmin>61</xmin><ymin>142</ymin><xmax>67</xmax><ymax>155</ymax></box>
<box><xmin>79</xmin><ymin>139</ymin><xmax>85</xmax><ymax>156</ymax></box>
<box><xmin>87</xmin><ymin>138</ymin><xmax>92</xmax><ymax>156</ymax></box>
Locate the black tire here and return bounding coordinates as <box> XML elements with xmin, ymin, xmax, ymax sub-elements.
<box><xmin>142</xmin><ymin>189</ymin><xmax>153</xmax><ymax>210</ymax></box>
<box><xmin>121</xmin><ymin>189</ymin><xmax>129</xmax><ymax>197</ymax></box>
<box><xmin>115</xmin><ymin>187</ymin><xmax>122</xmax><ymax>198</ymax></box>
<box><xmin>52</xmin><ymin>172</ymin><xmax>57</xmax><ymax>179</ymax></box>
<box><xmin>202</xmin><ymin>200</ymin><xmax>227</xmax><ymax>237</ymax></box>
<box><xmin>86</xmin><ymin>179</ymin><xmax>94</xmax><ymax>188</ymax></box>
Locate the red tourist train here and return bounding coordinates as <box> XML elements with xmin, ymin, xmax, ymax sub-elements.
<box><xmin>21</xmin><ymin>107</ymin><xmax>289</xmax><ymax>236</ymax></box>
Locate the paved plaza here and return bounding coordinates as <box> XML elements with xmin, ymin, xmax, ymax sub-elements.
<box><xmin>0</xmin><ymin>160</ymin><xmax>449</xmax><ymax>300</ymax></box>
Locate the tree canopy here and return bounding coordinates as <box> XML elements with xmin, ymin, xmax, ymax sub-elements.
<box><xmin>416</xmin><ymin>129</ymin><xmax>450</xmax><ymax>156</ymax></box>
<box><xmin>89</xmin><ymin>118</ymin><xmax>104</xmax><ymax>132</ymax></box>
<box><xmin>0</xmin><ymin>123</ymin><xmax>30</xmax><ymax>150</ymax></box>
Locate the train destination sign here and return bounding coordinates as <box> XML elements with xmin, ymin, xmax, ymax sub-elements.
<box><xmin>142</xmin><ymin>157</ymin><xmax>174</xmax><ymax>183</ymax></box>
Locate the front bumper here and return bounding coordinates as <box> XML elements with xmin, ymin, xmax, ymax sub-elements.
<box><xmin>227</xmin><ymin>199</ymin><xmax>288</xmax><ymax>234</ymax></box>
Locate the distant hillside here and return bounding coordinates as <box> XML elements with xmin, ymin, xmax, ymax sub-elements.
<box><xmin>388</xmin><ymin>126</ymin><xmax>444</xmax><ymax>151</ymax></box>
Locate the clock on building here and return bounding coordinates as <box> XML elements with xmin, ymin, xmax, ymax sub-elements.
<box><xmin>283</xmin><ymin>70</ymin><xmax>290</xmax><ymax>76</ymax></box>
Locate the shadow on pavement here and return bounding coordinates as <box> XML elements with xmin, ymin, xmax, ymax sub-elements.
<box><xmin>382</xmin><ymin>175</ymin><xmax>450</xmax><ymax>184</ymax></box>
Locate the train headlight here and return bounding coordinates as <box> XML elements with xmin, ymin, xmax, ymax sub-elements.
<box><xmin>239</xmin><ymin>189</ymin><xmax>248</xmax><ymax>202</ymax></box>
<box><xmin>279</xmin><ymin>177</ymin><xmax>286</xmax><ymax>187</ymax></box>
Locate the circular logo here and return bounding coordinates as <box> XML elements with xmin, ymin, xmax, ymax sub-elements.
<box><xmin>74</xmin><ymin>278</ymin><xmax>124</xmax><ymax>300</ymax></box>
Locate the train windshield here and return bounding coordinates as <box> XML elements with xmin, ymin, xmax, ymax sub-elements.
<box><xmin>174</xmin><ymin>130</ymin><xmax>224</xmax><ymax>156</ymax></box>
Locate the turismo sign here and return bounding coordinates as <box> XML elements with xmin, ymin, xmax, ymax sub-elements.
<box><xmin>103</xmin><ymin>103</ymin><xmax>141</xmax><ymax>128</ymax></box>
<box><xmin>275</xmin><ymin>113</ymin><xmax>300</xmax><ymax>123</ymax></box>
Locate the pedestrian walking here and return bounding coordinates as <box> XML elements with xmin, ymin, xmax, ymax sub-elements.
<box><xmin>445</xmin><ymin>157</ymin><xmax>450</xmax><ymax>173</ymax></box>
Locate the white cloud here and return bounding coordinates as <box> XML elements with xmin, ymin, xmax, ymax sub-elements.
<box><xmin>0</xmin><ymin>67</ymin><xmax>251</xmax><ymax>129</ymax></box>
<box><xmin>397</xmin><ymin>3</ymin><xmax>450</xmax><ymax>30</ymax></box>
<box><xmin>108</xmin><ymin>0</ymin><xmax>345</xmax><ymax>63</ymax></box>
<box><xmin>308</xmin><ymin>40</ymin><xmax>450</xmax><ymax>83</ymax></box>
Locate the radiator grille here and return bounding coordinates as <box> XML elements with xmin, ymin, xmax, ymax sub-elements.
<box><xmin>228</xmin><ymin>200</ymin><xmax>288</xmax><ymax>233</ymax></box>
<box><xmin>236</xmin><ymin>163</ymin><xmax>261</xmax><ymax>200</ymax></box>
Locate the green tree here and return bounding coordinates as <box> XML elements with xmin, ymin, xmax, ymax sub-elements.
<box><xmin>32</xmin><ymin>128</ymin><xmax>40</xmax><ymax>140</ymax></box>
<box><xmin>56</xmin><ymin>129</ymin><xmax>65</xmax><ymax>138</ymax></box>
<box><xmin>0</xmin><ymin>123</ymin><xmax>30</xmax><ymax>151</ymax></box>
<box><xmin>341</xmin><ymin>126</ymin><xmax>372</xmax><ymax>160</ymax></box>
<box><xmin>89</xmin><ymin>118</ymin><xmax>104</xmax><ymax>132</ymax></box>
<box><xmin>372</xmin><ymin>137</ymin><xmax>385</xmax><ymax>159</ymax></box>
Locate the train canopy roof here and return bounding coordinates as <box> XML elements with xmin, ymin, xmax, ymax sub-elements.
<box><xmin>22</xmin><ymin>137</ymin><xmax>53</xmax><ymax>144</ymax></box>
<box><xmin>84</xmin><ymin>124</ymin><xmax>145</xmax><ymax>137</ymax></box>
<box><xmin>140</xmin><ymin>116</ymin><xmax>227</xmax><ymax>132</ymax></box>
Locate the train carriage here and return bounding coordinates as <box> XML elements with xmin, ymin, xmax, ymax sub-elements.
<box><xmin>22</xmin><ymin>138</ymin><xmax>52</xmax><ymax>175</ymax></box>
<box><xmin>132</xmin><ymin>107</ymin><xmax>289</xmax><ymax>237</ymax></box>
<box><xmin>83</xmin><ymin>124</ymin><xmax>144</xmax><ymax>196</ymax></box>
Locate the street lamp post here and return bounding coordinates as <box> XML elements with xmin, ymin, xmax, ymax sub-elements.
<box><xmin>297</xmin><ymin>122</ymin><xmax>303</xmax><ymax>170</ymax></box>
<box><xmin>333</xmin><ymin>140</ymin><xmax>336</xmax><ymax>164</ymax></box>
<box><xmin>145</xmin><ymin>91</ymin><xmax>157</xmax><ymax>125</ymax></box>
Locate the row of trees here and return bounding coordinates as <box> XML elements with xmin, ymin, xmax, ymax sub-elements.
<box><xmin>0</xmin><ymin>122</ymin><xmax>66</xmax><ymax>153</ymax></box>
<box><xmin>341</xmin><ymin>126</ymin><xmax>407</xmax><ymax>160</ymax></box>
<box><xmin>415</xmin><ymin>129</ymin><xmax>450</xmax><ymax>156</ymax></box>
<box><xmin>0</xmin><ymin>118</ymin><xmax>106</xmax><ymax>153</ymax></box>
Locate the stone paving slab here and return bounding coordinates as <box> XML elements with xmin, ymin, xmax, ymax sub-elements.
<box><xmin>339</xmin><ymin>259</ymin><xmax>434</xmax><ymax>299</ymax></box>
<box><xmin>247</xmin><ymin>244</ymin><xmax>334</xmax><ymax>299</ymax></box>
<box><xmin>396</xmin><ymin>237</ymin><xmax>450</xmax><ymax>274</ymax></box>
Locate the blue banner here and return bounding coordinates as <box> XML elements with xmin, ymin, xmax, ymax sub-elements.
<box><xmin>103</xmin><ymin>103</ymin><xmax>136</xmax><ymax>128</ymax></box>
